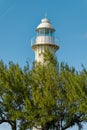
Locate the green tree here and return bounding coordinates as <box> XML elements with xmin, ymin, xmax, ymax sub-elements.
<box><xmin>0</xmin><ymin>51</ymin><xmax>87</xmax><ymax>130</ymax></box>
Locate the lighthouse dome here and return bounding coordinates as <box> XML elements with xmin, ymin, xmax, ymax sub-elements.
<box><xmin>36</xmin><ymin>18</ymin><xmax>55</xmax><ymax>31</ymax></box>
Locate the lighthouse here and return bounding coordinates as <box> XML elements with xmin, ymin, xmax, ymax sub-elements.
<box><xmin>31</xmin><ymin>17</ymin><xmax>59</xmax><ymax>63</ymax></box>
<box><xmin>31</xmin><ymin>17</ymin><xmax>59</xmax><ymax>130</ymax></box>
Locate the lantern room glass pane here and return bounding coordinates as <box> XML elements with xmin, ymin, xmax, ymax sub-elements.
<box><xmin>37</xmin><ymin>29</ymin><xmax>54</xmax><ymax>36</ymax></box>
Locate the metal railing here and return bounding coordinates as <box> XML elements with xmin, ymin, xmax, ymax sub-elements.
<box><xmin>31</xmin><ymin>36</ymin><xmax>60</xmax><ymax>46</ymax></box>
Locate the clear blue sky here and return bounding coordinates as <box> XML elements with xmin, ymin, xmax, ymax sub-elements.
<box><xmin>0</xmin><ymin>0</ymin><xmax>87</xmax><ymax>130</ymax></box>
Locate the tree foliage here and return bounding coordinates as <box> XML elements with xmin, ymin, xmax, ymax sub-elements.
<box><xmin>0</xmin><ymin>51</ymin><xmax>87</xmax><ymax>130</ymax></box>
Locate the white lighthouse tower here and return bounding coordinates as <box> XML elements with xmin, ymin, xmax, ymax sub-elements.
<box><xmin>31</xmin><ymin>17</ymin><xmax>59</xmax><ymax>130</ymax></box>
<box><xmin>31</xmin><ymin>17</ymin><xmax>59</xmax><ymax>63</ymax></box>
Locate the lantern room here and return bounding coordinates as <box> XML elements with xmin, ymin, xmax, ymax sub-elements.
<box><xmin>36</xmin><ymin>18</ymin><xmax>55</xmax><ymax>44</ymax></box>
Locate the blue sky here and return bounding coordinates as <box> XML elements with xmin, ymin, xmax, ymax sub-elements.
<box><xmin>0</xmin><ymin>0</ymin><xmax>87</xmax><ymax>130</ymax></box>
